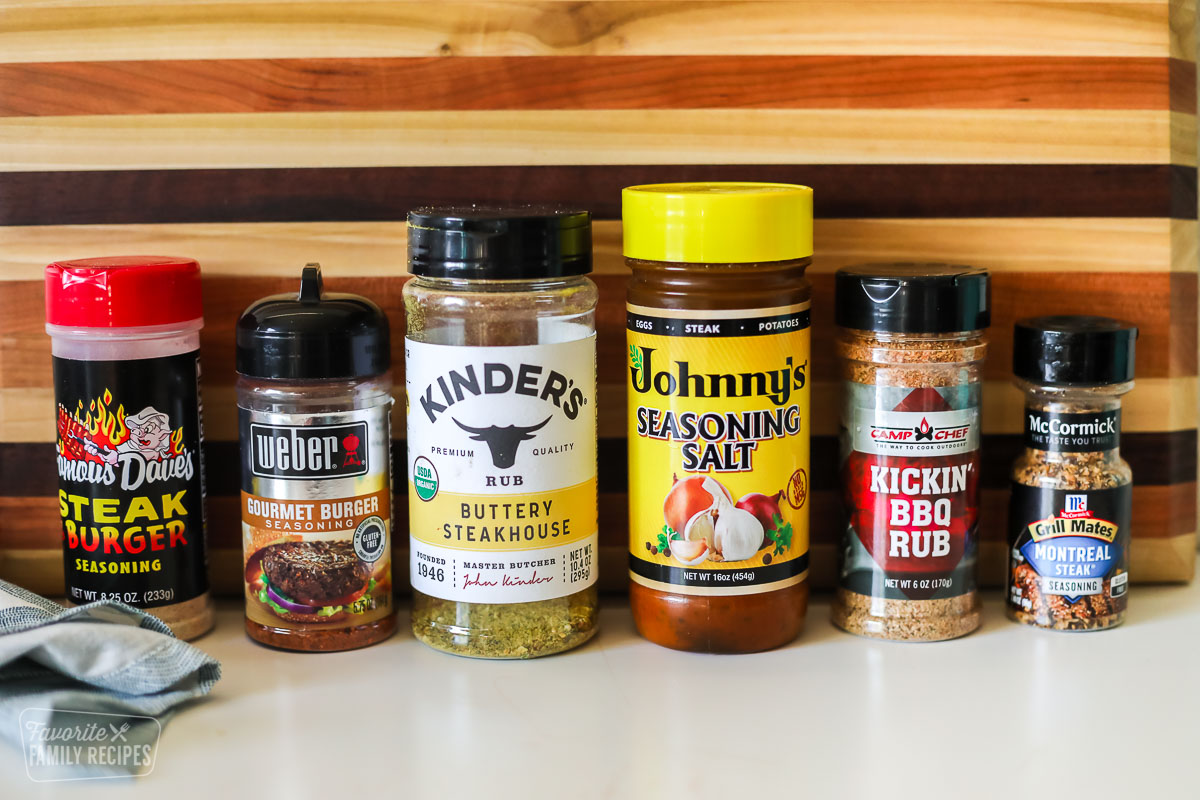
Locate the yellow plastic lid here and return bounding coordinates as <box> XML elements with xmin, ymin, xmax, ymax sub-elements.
<box><xmin>622</xmin><ymin>182</ymin><xmax>813</xmax><ymax>264</ymax></box>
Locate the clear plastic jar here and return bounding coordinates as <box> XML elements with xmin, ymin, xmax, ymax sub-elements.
<box><xmin>237</xmin><ymin>265</ymin><xmax>396</xmax><ymax>652</ymax></box>
<box><xmin>404</xmin><ymin>208</ymin><xmax>599</xmax><ymax>658</ymax></box>
<box><xmin>831</xmin><ymin>263</ymin><xmax>990</xmax><ymax>642</ymax></box>
<box><xmin>1007</xmin><ymin>316</ymin><xmax>1137</xmax><ymax>631</ymax></box>
<box><xmin>45</xmin><ymin>256</ymin><xmax>214</xmax><ymax>640</ymax></box>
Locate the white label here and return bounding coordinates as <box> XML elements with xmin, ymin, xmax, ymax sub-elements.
<box><xmin>1042</xmin><ymin>576</ymin><xmax>1104</xmax><ymax>597</ymax></box>
<box><xmin>405</xmin><ymin>335</ymin><xmax>598</xmax><ymax>603</ymax></box>
<box><xmin>852</xmin><ymin>407</ymin><xmax>980</xmax><ymax>457</ymax></box>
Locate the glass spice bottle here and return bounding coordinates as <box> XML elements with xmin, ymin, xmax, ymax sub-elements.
<box><xmin>1007</xmin><ymin>316</ymin><xmax>1137</xmax><ymax>631</ymax></box>
<box><xmin>832</xmin><ymin>263</ymin><xmax>989</xmax><ymax>642</ymax></box>
<box><xmin>624</xmin><ymin>182</ymin><xmax>813</xmax><ymax>654</ymax></box>
<box><xmin>236</xmin><ymin>264</ymin><xmax>396</xmax><ymax>651</ymax></box>
<box><xmin>404</xmin><ymin>207</ymin><xmax>599</xmax><ymax>659</ymax></box>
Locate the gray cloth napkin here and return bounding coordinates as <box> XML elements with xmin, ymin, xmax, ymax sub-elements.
<box><xmin>0</xmin><ymin>579</ymin><xmax>220</xmax><ymax>779</ymax></box>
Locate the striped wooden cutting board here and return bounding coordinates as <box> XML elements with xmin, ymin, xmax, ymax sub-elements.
<box><xmin>0</xmin><ymin>0</ymin><xmax>1195</xmax><ymax>596</ymax></box>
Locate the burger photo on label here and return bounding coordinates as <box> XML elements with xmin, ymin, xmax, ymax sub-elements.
<box><xmin>248</xmin><ymin>540</ymin><xmax>379</xmax><ymax>625</ymax></box>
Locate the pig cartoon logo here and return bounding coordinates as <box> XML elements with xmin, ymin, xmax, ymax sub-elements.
<box><xmin>118</xmin><ymin>407</ymin><xmax>172</xmax><ymax>461</ymax></box>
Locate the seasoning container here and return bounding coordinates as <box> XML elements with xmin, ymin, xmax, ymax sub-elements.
<box><xmin>1007</xmin><ymin>316</ymin><xmax>1136</xmax><ymax>631</ymax></box>
<box><xmin>45</xmin><ymin>256</ymin><xmax>214</xmax><ymax>640</ymax></box>
<box><xmin>831</xmin><ymin>263</ymin><xmax>989</xmax><ymax>641</ymax></box>
<box><xmin>236</xmin><ymin>264</ymin><xmax>395</xmax><ymax>651</ymax></box>
<box><xmin>405</xmin><ymin>208</ymin><xmax>599</xmax><ymax>659</ymax></box>
<box><xmin>624</xmin><ymin>183</ymin><xmax>813</xmax><ymax>653</ymax></box>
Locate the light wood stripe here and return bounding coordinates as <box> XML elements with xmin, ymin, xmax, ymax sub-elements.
<box><xmin>0</xmin><ymin>110</ymin><xmax>1187</xmax><ymax>171</ymax></box>
<box><xmin>2</xmin><ymin>378</ymin><xmax>1193</xmax><ymax>442</ymax></box>
<box><xmin>0</xmin><ymin>218</ymin><xmax>1189</xmax><ymax>281</ymax></box>
<box><xmin>0</xmin><ymin>3</ymin><xmax>1176</xmax><ymax>64</ymax></box>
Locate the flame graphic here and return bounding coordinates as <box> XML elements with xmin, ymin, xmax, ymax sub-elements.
<box><xmin>918</xmin><ymin>417</ymin><xmax>932</xmax><ymax>435</ymax></box>
<box><xmin>83</xmin><ymin>388</ymin><xmax>129</xmax><ymax>449</ymax></box>
<box><xmin>170</xmin><ymin>428</ymin><xmax>186</xmax><ymax>456</ymax></box>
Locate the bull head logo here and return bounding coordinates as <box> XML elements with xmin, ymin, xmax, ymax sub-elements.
<box><xmin>453</xmin><ymin>417</ymin><xmax>551</xmax><ymax>469</ymax></box>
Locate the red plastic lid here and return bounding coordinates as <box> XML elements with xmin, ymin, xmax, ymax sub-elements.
<box><xmin>45</xmin><ymin>256</ymin><xmax>204</xmax><ymax>328</ymax></box>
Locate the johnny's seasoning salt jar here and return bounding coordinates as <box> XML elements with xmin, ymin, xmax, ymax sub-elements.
<box><xmin>405</xmin><ymin>208</ymin><xmax>599</xmax><ymax>659</ymax></box>
<box><xmin>832</xmin><ymin>264</ymin><xmax>989</xmax><ymax>641</ymax></box>
<box><xmin>237</xmin><ymin>265</ymin><xmax>395</xmax><ymax>651</ymax></box>
<box><xmin>1008</xmin><ymin>316</ymin><xmax>1136</xmax><ymax>631</ymax></box>
<box><xmin>624</xmin><ymin>183</ymin><xmax>813</xmax><ymax>653</ymax></box>
<box><xmin>45</xmin><ymin>256</ymin><xmax>214</xmax><ymax>640</ymax></box>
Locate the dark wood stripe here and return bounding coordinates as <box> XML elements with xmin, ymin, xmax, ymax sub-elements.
<box><xmin>0</xmin><ymin>56</ymin><xmax>1181</xmax><ymax>117</ymax></box>
<box><xmin>1170</xmin><ymin>57</ymin><xmax>1199</xmax><ymax>114</ymax></box>
<box><xmin>2</xmin><ymin>432</ymin><xmax>1193</xmax><ymax>499</ymax></box>
<box><xmin>1</xmin><ymin>165</ymin><xmax>1194</xmax><ymax>226</ymax></box>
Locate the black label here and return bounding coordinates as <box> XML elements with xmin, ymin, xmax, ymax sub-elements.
<box><xmin>626</xmin><ymin>309</ymin><xmax>811</xmax><ymax>338</ymax></box>
<box><xmin>246</xmin><ymin>422</ymin><xmax>369</xmax><ymax>480</ymax></box>
<box><xmin>629</xmin><ymin>552</ymin><xmax>809</xmax><ymax>589</ymax></box>
<box><xmin>1007</xmin><ymin>482</ymin><xmax>1131</xmax><ymax>617</ymax></box>
<box><xmin>53</xmin><ymin>352</ymin><xmax>208</xmax><ymax>608</ymax></box>
<box><xmin>1024</xmin><ymin>408</ymin><xmax>1120</xmax><ymax>452</ymax></box>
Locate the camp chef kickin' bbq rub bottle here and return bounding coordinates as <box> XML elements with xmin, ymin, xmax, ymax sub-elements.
<box><xmin>624</xmin><ymin>183</ymin><xmax>813</xmax><ymax>653</ymax></box>
<box><xmin>1007</xmin><ymin>316</ymin><xmax>1136</xmax><ymax>631</ymax></box>
<box><xmin>237</xmin><ymin>265</ymin><xmax>395</xmax><ymax>651</ymax></box>
<box><xmin>45</xmin><ymin>256</ymin><xmax>214</xmax><ymax>640</ymax></box>
<box><xmin>405</xmin><ymin>207</ymin><xmax>599</xmax><ymax>659</ymax></box>
<box><xmin>832</xmin><ymin>264</ymin><xmax>990</xmax><ymax>641</ymax></box>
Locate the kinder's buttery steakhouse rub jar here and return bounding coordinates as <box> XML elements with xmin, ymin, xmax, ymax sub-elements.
<box><xmin>237</xmin><ymin>265</ymin><xmax>395</xmax><ymax>652</ymax></box>
<box><xmin>624</xmin><ymin>182</ymin><xmax>813</xmax><ymax>653</ymax></box>
<box><xmin>405</xmin><ymin>207</ymin><xmax>599</xmax><ymax>659</ymax></box>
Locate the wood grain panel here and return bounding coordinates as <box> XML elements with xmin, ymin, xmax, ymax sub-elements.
<box><xmin>0</xmin><ymin>3</ymin><xmax>1175</xmax><ymax>64</ymax></box>
<box><xmin>0</xmin><ymin>56</ymin><xmax>1186</xmax><ymax>116</ymax></box>
<box><xmin>6</xmin><ymin>272</ymin><xmax>1192</xmax><ymax>386</ymax></box>
<box><xmin>4</xmin><ymin>165</ymin><xmax>1191</xmax><ymax>225</ymax></box>
<box><xmin>0</xmin><ymin>218</ymin><xmax>1187</xmax><ymax>281</ymax></box>
<box><xmin>0</xmin><ymin>110</ymin><xmax>1184</xmax><ymax>171</ymax></box>
<box><xmin>2</xmin><ymin>378</ymin><xmax>1194</xmax><ymax>443</ymax></box>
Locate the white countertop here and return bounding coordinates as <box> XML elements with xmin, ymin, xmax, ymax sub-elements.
<box><xmin>6</xmin><ymin>584</ymin><xmax>1200</xmax><ymax>799</ymax></box>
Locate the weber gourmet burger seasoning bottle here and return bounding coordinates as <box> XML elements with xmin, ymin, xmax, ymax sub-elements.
<box><xmin>405</xmin><ymin>208</ymin><xmax>599</xmax><ymax>659</ymax></box>
<box><xmin>1007</xmin><ymin>316</ymin><xmax>1136</xmax><ymax>631</ymax></box>
<box><xmin>237</xmin><ymin>265</ymin><xmax>395</xmax><ymax>651</ymax></box>
<box><xmin>831</xmin><ymin>264</ymin><xmax>989</xmax><ymax>641</ymax></box>
<box><xmin>624</xmin><ymin>183</ymin><xmax>813</xmax><ymax>653</ymax></box>
<box><xmin>45</xmin><ymin>256</ymin><xmax>214</xmax><ymax>640</ymax></box>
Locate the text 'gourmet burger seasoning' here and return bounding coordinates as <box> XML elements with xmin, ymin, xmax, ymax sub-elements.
<box><xmin>623</xmin><ymin>183</ymin><xmax>813</xmax><ymax>653</ymax></box>
<box><xmin>832</xmin><ymin>264</ymin><xmax>990</xmax><ymax>642</ymax></box>
<box><xmin>237</xmin><ymin>265</ymin><xmax>396</xmax><ymax>651</ymax></box>
<box><xmin>45</xmin><ymin>256</ymin><xmax>214</xmax><ymax>640</ymax></box>
<box><xmin>1007</xmin><ymin>316</ymin><xmax>1137</xmax><ymax>631</ymax></box>
<box><xmin>405</xmin><ymin>207</ymin><xmax>599</xmax><ymax>659</ymax></box>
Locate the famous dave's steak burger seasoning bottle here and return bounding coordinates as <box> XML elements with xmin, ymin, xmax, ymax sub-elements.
<box><xmin>45</xmin><ymin>256</ymin><xmax>214</xmax><ymax>640</ymax></box>
<box><xmin>623</xmin><ymin>183</ymin><xmax>814</xmax><ymax>653</ymax></box>
<box><xmin>832</xmin><ymin>264</ymin><xmax>990</xmax><ymax>641</ymax></box>
<box><xmin>237</xmin><ymin>264</ymin><xmax>395</xmax><ymax>651</ymax></box>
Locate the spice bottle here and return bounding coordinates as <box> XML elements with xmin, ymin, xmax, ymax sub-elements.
<box><xmin>236</xmin><ymin>265</ymin><xmax>395</xmax><ymax>651</ymax></box>
<box><xmin>1007</xmin><ymin>316</ymin><xmax>1136</xmax><ymax>631</ymax></box>
<box><xmin>405</xmin><ymin>208</ymin><xmax>599</xmax><ymax>659</ymax></box>
<box><xmin>624</xmin><ymin>183</ymin><xmax>813</xmax><ymax>653</ymax></box>
<box><xmin>45</xmin><ymin>256</ymin><xmax>214</xmax><ymax>640</ymax></box>
<box><xmin>832</xmin><ymin>263</ymin><xmax>989</xmax><ymax>642</ymax></box>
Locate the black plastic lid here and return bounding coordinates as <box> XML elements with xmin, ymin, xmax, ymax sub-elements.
<box><xmin>835</xmin><ymin>262</ymin><xmax>991</xmax><ymax>334</ymax></box>
<box><xmin>408</xmin><ymin>206</ymin><xmax>592</xmax><ymax>279</ymax></box>
<box><xmin>1013</xmin><ymin>315</ymin><xmax>1137</xmax><ymax>386</ymax></box>
<box><xmin>236</xmin><ymin>264</ymin><xmax>390</xmax><ymax>380</ymax></box>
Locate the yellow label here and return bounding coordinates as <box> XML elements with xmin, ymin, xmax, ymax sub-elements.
<box><xmin>627</xmin><ymin>303</ymin><xmax>811</xmax><ymax>596</ymax></box>
<box><xmin>410</xmin><ymin>478</ymin><xmax>597</xmax><ymax>552</ymax></box>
